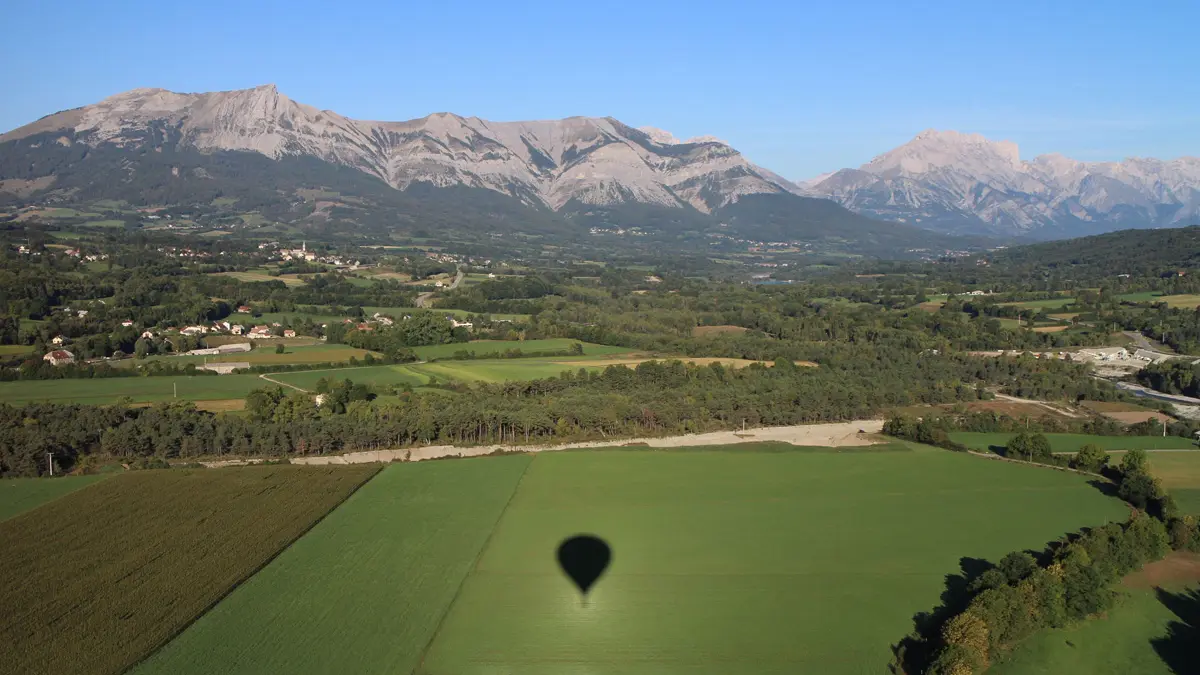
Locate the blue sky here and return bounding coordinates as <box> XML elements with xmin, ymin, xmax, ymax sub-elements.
<box><xmin>3</xmin><ymin>0</ymin><xmax>1198</xmax><ymax>179</ymax></box>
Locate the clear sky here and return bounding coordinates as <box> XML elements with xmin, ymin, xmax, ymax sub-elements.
<box><xmin>3</xmin><ymin>0</ymin><xmax>1198</xmax><ymax>179</ymax></box>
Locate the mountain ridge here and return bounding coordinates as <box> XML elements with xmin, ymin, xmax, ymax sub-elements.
<box><xmin>807</xmin><ymin>129</ymin><xmax>1200</xmax><ymax>238</ymax></box>
<box><xmin>0</xmin><ymin>84</ymin><xmax>804</xmax><ymax>215</ymax></box>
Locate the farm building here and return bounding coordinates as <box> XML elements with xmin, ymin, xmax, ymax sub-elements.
<box><xmin>43</xmin><ymin>350</ymin><xmax>75</xmax><ymax>366</ymax></box>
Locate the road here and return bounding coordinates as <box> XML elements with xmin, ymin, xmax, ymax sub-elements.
<box><xmin>1122</xmin><ymin>331</ymin><xmax>1178</xmax><ymax>359</ymax></box>
<box><xmin>1114</xmin><ymin>380</ymin><xmax>1200</xmax><ymax>406</ymax></box>
<box><xmin>413</xmin><ymin>267</ymin><xmax>464</xmax><ymax>308</ymax></box>
<box><xmin>259</xmin><ymin>373</ymin><xmax>308</xmax><ymax>392</ymax></box>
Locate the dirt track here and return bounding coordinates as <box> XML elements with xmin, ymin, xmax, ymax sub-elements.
<box><xmin>203</xmin><ymin>420</ymin><xmax>884</xmax><ymax>468</ymax></box>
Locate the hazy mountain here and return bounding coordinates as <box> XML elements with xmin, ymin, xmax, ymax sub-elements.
<box><xmin>0</xmin><ymin>85</ymin><xmax>979</xmax><ymax>255</ymax></box>
<box><xmin>807</xmin><ymin>130</ymin><xmax>1200</xmax><ymax>238</ymax></box>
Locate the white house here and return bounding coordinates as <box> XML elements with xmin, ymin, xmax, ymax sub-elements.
<box><xmin>51</xmin><ymin>335</ymin><xmax>65</xmax><ymax>345</ymax></box>
<box><xmin>121</xmin><ymin>320</ymin><xmax>134</xmax><ymax>327</ymax></box>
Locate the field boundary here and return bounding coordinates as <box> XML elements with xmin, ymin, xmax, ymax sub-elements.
<box><xmin>410</xmin><ymin>456</ymin><xmax>535</xmax><ymax>674</ymax></box>
<box><xmin>128</xmin><ymin>465</ymin><xmax>382</xmax><ymax>672</ymax></box>
<box><xmin>200</xmin><ymin>420</ymin><xmax>885</xmax><ymax>468</ymax></box>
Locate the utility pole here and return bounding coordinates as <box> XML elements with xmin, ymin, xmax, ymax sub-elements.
<box><xmin>174</xmin><ymin>382</ymin><xmax>177</xmax><ymax>399</ymax></box>
<box><xmin>47</xmin><ymin>451</ymin><xmax>54</xmax><ymax>477</ymax></box>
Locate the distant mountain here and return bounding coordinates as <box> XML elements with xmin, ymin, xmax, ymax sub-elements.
<box><xmin>0</xmin><ymin>85</ymin><xmax>981</xmax><ymax>256</ymax></box>
<box><xmin>807</xmin><ymin>130</ymin><xmax>1200</xmax><ymax>238</ymax></box>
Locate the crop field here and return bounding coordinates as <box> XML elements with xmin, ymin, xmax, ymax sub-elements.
<box><xmin>949</xmin><ymin>432</ymin><xmax>1196</xmax><ymax>454</ymax></box>
<box><xmin>0</xmin><ymin>475</ymin><xmax>107</xmax><ymax>521</ymax></box>
<box><xmin>136</xmin><ymin>456</ymin><xmax>531</xmax><ymax>675</ymax></box>
<box><xmin>0</xmin><ymin>465</ymin><xmax>379</xmax><ymax>675</ymax></box>
<box><xmin>143</xmin><ymin>446</ymin><xmax>1125</xmax><ymax>674</ymax></box>
<box><xmin>0</xmin><ymin>373</ymin><xmax>269</xmax><ymax>406</ymax></box>
<box><xmin>1117</xmin><ymin>291</ymin><xmax>1200</xmax><ymax>308</ymax></box>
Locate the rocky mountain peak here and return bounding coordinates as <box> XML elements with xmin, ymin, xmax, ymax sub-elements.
<box><xmin>808</xmin><ymin>129</ymin><xmax>1200</xmax><ymax>237</ymax></box>
<box><xmin>865</xmin><ymin>129</ymin><xmax>1022</xmax><ymax>176</ymax></box>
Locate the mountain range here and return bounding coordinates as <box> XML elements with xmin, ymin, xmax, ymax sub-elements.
<box><xmin>805</xmin><ymin>130</ymin><xmax>1200</xmax><ymax>238</ymax></box>
<box><xmin>2</xmin><ymin>84</ymin><xmax>1191</xmax><ymax>248</ymax></box>
<box><xmin>4</xmin><ymin>84</ymin><xmax>972</xmax><ymax>255</ymax></box>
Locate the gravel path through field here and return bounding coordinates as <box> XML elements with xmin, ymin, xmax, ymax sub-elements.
<box><xmin>203</xmin><ymin>420</ymin><xmax>885</xmax><ymax>468</ymax></box>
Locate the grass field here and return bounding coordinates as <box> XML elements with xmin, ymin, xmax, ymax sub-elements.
<box><xmin>1001</xmin><ymin>297</ymin><xmax>1077</xmax><ymax>310</ymax></box>
<box><xmin>0</xmin><ymin>465</ymin><xmax>379</xmax><ymax>675</ymax></box>
<box><xmin>990</xmin><ymin>317</ymin><xmax>1024</xmax><ymax>330</ymax></box>
<box><xmin>412</xmin><ymin>338</ymin><xmax>633</xmax><ymax>360</ymax></box>
<box><xmin>990</xmin><ymin>584</ymin><xmax>1197</xmax><ymax>675</ymax></box>
<box><xmin>136</xmin><ymin>457</ymin><xmax>531</xmax><ymax>675</ymax></box>
<box><xmin>949</xmin><ymin>432</ymin><xmax>1196</xmax><ymax>454</ymax></box>
<box><xmin>0</xmin><ymin>475</ymin><xmax>107</xmax><ymax>521</ymax></box>
<box><xmin>365</xmin><ymin>306</ymin><xmax>532</xmax><ymax>322</ymax></box>
<box><xmin>0</xmin><ymin>374</ymin><xmax>272</xmax><ymax>406</ymax></box>
<box><xmin>1117</xmin><ymin>291</ymin><xmax>1200</xmax><ymax>308</ymax></box>
<box><xmin>1139</xmin><ymin>451</ymin><xmax>1200</xmax><ymax>514</ymax></box>
<box><xmin>0</xmin><ymin>344</ymin><xmax>32</xmax><ymax>356</ymax></box>
<box><xmin>143</xmin><ymin>447</ymin><xmax>1127</xmax><ymax>674</ymax></box>
<box><xmin>212</xmin><ymin>271</ymin><xmax>307</xmax><ymax>286</ymax></box>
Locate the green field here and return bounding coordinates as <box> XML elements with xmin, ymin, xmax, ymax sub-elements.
<box><xmin>411</xmin><ymin>338</ymin><xmax>633</xmax><ymax>360</ymax></box>
<box><xmin>0</xmin><ymin>344</ymin><xmax>32</xmax><ymax>356</ymax></box>
<box><xmin>137</xmin><ymin>456</ymin><xmax>531</xmax><ymax>675</ymax></box>
<box><xmin>991</xmin><ymin>584</ymin><xmax>1197</xmax><ymax>675</ymax></box>
<box><xmin>0</xmin><ymin>374</ymin><xmax>269</xmax><ymax>405</ymax></box>
<box><xmin>1118</xmin><ymin>291</ymin><xmax>1166</xmax><ymax>303</ymax></box>
<box><xmin>141</xmin><ymin>446</ymin><xmax>1126</xmax><ymax>674</ymax></box>
<box><xmin>365</xmin><ymin>306</ymin><xmax>531</xmax><ymax>322</ymax></box>
<box><xmin>212</xmin><ymin>270</ymin><xmax>307</xmax><ymax>286</ymax></box>
<box><xmin>0</xmin><ymin>465</ymin><xmax>379</xmax><ymax>675</ymax></box>
<box><xmin>949</xmin><ymin>432</ymin><xmax>1197</xmax><ymax>454</ymax></box>
<box><xmin>250</xmin><ymin>312</ymin><xmax>348</xmax><ymax>325</ymax></box>
<box><xmin>0</xmin><ymin>475</ymin><xmax>107</xmax><ymax>521</ymax></box>
<box><xmin>1001</xmin><ymin>297</ymin><xmax>1077</xmax><ymax>310</ymax></box>
<box><xmin>1138</xmin><ymin>451</ymin><xmax>1200</xmax><ymax>515</ymax></box>
<box><xmin>0</xmin><ymin>341</ymin><xmax>637</xmax><ymax>404</ymax></box>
